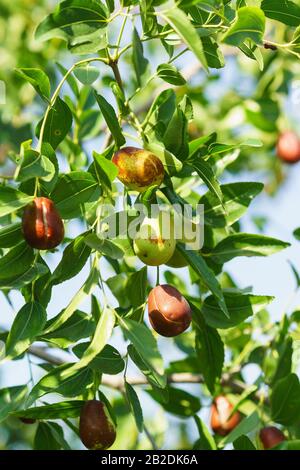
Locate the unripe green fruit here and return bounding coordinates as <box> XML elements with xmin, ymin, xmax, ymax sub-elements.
<box><xmin>133</xmin><ymin>213</ymin><xmax>176</xmax><ymax>266</ymax></box>
<box><xmin>112</xmin><ymin>146</ymin><xmax>164</xmax><ymax>192</ymax></box>
<box><xmin>166</xmin><ymin>248</ymin><xmax>188</xmax><ymax>268</ymax></box>
<box><xmin>79</xmin><ymin>400</ymin><xmax>116</xmax><ymax>450</ymax></box>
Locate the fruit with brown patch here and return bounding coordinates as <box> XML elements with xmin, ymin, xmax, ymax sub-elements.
<box><xmin>276</xmin><ymin>131</ymin><xmax>300</xmax><ymax>164</ymax></box>
<box><xmin>133</xmin><ymin>213</ymin><xmax>176</xmax><ymax>266</ymax></box>
<box><xmin>79</xmin><ymin>400</ymin><xmax>116</xmax><ymax>450</ymax></box>
<box><xmin>259</xmin><ymin>426</ymin><xmax>286</xmax><ymax>449</ymax></box>
<box><xmin>148</xmin><ymin>284</ymin><xmax>192</xmax><ymax>337</ymax></box>
<box><xmin>210</xmin><ymin>395</ymin><xmax>241</xmax><ymax>436</ymax></box>
<box><xmin>22</xmin><ymin>197</ymin><xmax>64</xmax><ymax>250</ymax></box>
<box><xmin>112</xmin><ymin>146</ymin><xmax>164</xmax><ymax>192</ymax></box>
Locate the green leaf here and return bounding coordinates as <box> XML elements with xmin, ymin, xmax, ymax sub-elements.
<box><xmin>272</xmin><ymin>337</ymin><xmax>293</xmax><ymax>385</ymax></box>
<box><xmin>192</xmin><ymin>157</ymin><xmax>223</xmax><ymax>207</ymax></box>
<box><xmin>5</xmin><ymin>302</ymin><xmax>47</xmax><ymax>361</ymax></box>
<box><xmin>74</xmin><ymin>65</ymin><xmax>100</xmax><ymax>85</ymax></box>
<box><xmin>132</xmin><ymin>28</ymin><xmax>149</xmax><ymax>86</ymax></box>
<box><xmin>16</xmin><ymin>68</ymin><xmax>50</xmax><ymax>100</ymax></box>
<box><xmin>12</xmin><ymin>401</ymin><xmax>84</xmax><ymax>420</ymax></box>
<box><xmin>42</xmin><ymin>311</ymin><xmax>95</xmax><ymax>348</ymax></box>
<box><xmin>163</xmin><ymin>96</ymin><xmax>191</xmax><ymax>161</ymax></box>
<box><xmin>125</xmin><ymin>382</ymin><xmax>144</xmax><ymax>432</ymax></box>
<box><xmin>195</xmin><ymin>320</ymin><xmax>224</xmax><ymax>394</ymax></box>
<box><xmin>157</xmin><ymin>63</ymin><xmax>186</xmax><ymax>86</ymax></box>
<box><xmin>0</xmin><ymin>187</ymin><xmax>33</xmax><ymax>217</ymax></box>
<box><xmin>220</xmin><ymin>411</ymin><xmax>260</xmax><ymax>446</ymax></box>
<box><xmin>193</xmin><ymin>415</ymin><xmax>217</xmax><ymax>450</ymax></box>
<box><xmin>44</xmin><ymin>267</ymin><xmax>98</xmax><ymax>334</ymax></box>
<box><xmin>51</xmin><ymin>233</ymin><xmax>92</xmax><ymax>285</ymax></box>
<box><xmin>261</xmin><ymin>0</ymin><xmax>300</xmax><ymax>27</ymax></box>
<box><xmin>34</xmin><ymin>422</ymin><xmax>70</xmax><ymax>450</ymax></box>
<box><xmin>119</xmin><ymin>318</ymin><xmax>166</xmax><ymax>388</ymax></box>
<box><xmin>127</xmin><ymin>267</ymin><xmax>148</xmax><ymax>307</ymax></box>
<box><xmin>0</xmin><ymin>242</ymin><xmax>48</xmax><ymax>290</ymax></box>
<box><xmin>200</xmin><ymin>182</ymin><xmax>264</xmax><ymax>228</ymax></box>
<box><xmin>128</xmin><ymin>345</ymin><xmax>167</xmax><ymax>399</ymax></box>
<box><xmin>85</xmin><ymin>234</ymin><xmax>125</xmax><ymax>259</ymax></box>
<box><xmin>27</xmin><ymin>363</ymin><xmax>94</xmax><ymax>406</ymax></box>
<box><xmin>159</xmin><ymin>4</ymin><xmax>208</xmax><ymax>71</ymax></box>
<box><xmin>293</xmin><ymin>227</ymin><xmax>300</xmax><ymax>241</ymax></box>
<box><xmin>201</xmin><ymin>36</ymin><xmax>225</xmax><ymax>69</ymax></box>
<box><xmin>73</xmin><ymin>343</ymin><xmax>124</xmax><ymax>374</ymax></box>
<box><xmin>64</xmin><ymin>307</ymin><xmax>115</xmax><ymax>375</ymax></box>
<box><xmin>16</xmin><ymin>149</ymin><xmax>55</xmax><ymax>183</ymax></box>
<box><xmin>271</xmin><ymin>374</ymin><xmax>300</xmax><ymax>425</ymax></box>
<box><xmin>201</xmin><ymin>293</ymin><xmax>274</xmax><ymax>329</ymax></box>
<box><xmin>35</xmin><ymin>0</ymin><xmax>108</xmax><ymax>42</ymax></box>
<box><xmin>145</xmin><ymin>142</ymin><xmax>183</xmax><ymax>175</ymax></box>
<box><xmin>233</xmin><ymin>435</ymin><xmax>256</xmax><ymax>450</ymax></box>
<box><xmin>223</xmin><ymin>7</ymin><xmax>265</xmax><ymax>46</ymax></box>
<box><xmin>177</xmin><ymin>244</ymin><xmax>229</xmax><ymax>318</ymax></box>
<box><xmin>147</xmin><ymin>386</ymin><xmax>201</xmax><ymax>417</ymax></box>
<box><xmin>0</xmin><ymin>386</ymin><xmax>28</xmax><ymax>422</ymax></box>
<box><xmin>92</xmin><ymin>150</ymin><xmax>118</xmax><ymax>193</ymax></box>
<box><xmin>94</xmin><ymin>92</ymin><xmax>125</xmax><ymax>147</ymax></box>
<box><xmin>0</xmin><ymin>223</ymin><xmax>23</xmax><ymax>248</ymax></box>
<box><xmin>51</xmin><ymin>171</ymin><xmax>99</xmax><ymax>219</ymax></box>
<box><xmin>211</xmin><ymin>233</ymin><xmax>290</xmax><ymax>264</ymax></box>
<box><xmin>36</xmin><ymin>97</ymin><xmax>73</xmax><ymax>150</ymax></box>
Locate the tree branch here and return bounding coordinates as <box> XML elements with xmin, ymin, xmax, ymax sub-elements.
<box><xmin>28</xmin><ymin>345</ymin><xmax>265</xmax><ymax>403</ymax></box>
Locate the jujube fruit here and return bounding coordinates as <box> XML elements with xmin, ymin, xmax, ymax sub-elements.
<box><xmin>112</xmin><ymin>146</ymin><xmax>164</xmax><ymax>192</ymax></box>
<box><xmin>19</xmin><ymin>418</ymin><xmax>36</xmax><ymax>424</ymax></box>
<box><xmin>148</xmin><ymin>284</ymin><xmax>192</xmax><ymax>337</ymax></box>
<box><xmin>133</xmin><ymin>213</ymin><xmax>176</xmax><ymax>266</ymax></box>
<box><xmin>210</xmin><ymin>395</ymin><xmax>241</xmax><ymax>436</ymax></box>
<box><xmin>22</xmin><ymin>197</ymin><xmax>64</xmax><ymax>250</ymax></box>
<box><xmin>259</xmin><ymin>426</ymin><xmax>286</xmax><ymax>450</ymax></box>
<box><xmin>166</xmin><ymin>248</ymin><xmax>188</xmax><ymax>268</ymax></box>
<box><xmin>276</xmin><ymin>131</ymin><xmax>300</xmax><ymax>164</ymax></box>
<box><xmin>79</xmin><ymin>400</ymin><xmax>116</xmax><ymax>450</ymax></box>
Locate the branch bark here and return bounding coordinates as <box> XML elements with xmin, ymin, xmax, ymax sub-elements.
<box><xmin>28</xmin><ymin>345</ymin><xmax>265</xmax><ymax>403</ymax></box>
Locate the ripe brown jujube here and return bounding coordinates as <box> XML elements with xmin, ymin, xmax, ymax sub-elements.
<box><xmin>112</xmin><ymin>146</ymin><xmax>164</xmax><ymax>192</ymax></box>
<box><xmin>22</xmin><ymin>197</ymin><xmax>64</xmax><ymax>250</ymax></box>
<box><xmin>79</xmin><ymin>400</ymin><xmax>116</xmax><ymax>450</ymax></box>
<box><xmin>148</xmin><ymin>284</ymin><xmax>192</xmax><ymax>337</ymax></box>
<box><xmin>19</xmin><ymin>418</ymin><xmax>36</xmax><ymax>424</ymax></box>
<box><xmin>276</xmin><ymin>131</ymin><xmax>300</xmax><ymax>164</ymax></box>
<box><xmin>259</xmin><ymin>426</ymin><xmax>286</xmax><ymax>450</ymax></box>
<box><xmin>210</xmin><ymin>395</ymin><xmax>241</xmax><ymax>436</ymax></box>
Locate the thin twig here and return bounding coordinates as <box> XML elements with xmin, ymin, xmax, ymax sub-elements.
<box><xmin>27</xmin><ymin>345</ymin><xmax>267</xmax><ymax>403</ymax></box>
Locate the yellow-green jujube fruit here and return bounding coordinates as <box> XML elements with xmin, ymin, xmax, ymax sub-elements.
<box><xmin>133</xmin><ymin>212</ymin><xmax>176</xmax><ymax>266</ymax></box>
<box><xmin>166</xmin><ymin>247</ymin><xmax>188</xmax><ymax>268</ymax></box>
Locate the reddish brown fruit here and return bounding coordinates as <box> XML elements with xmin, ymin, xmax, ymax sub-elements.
<box><xmin>210</xmin><ymin>395</ymin><xmax>241</xmax><ymax>436</ymax></box>
<box><xmin>259</xmin><ymin>426</ymin><xmax>286</xmax><ymax>449</ymax></box>
<box><xmin>112</xmin><ymin>146</ymin><xmax>164</xmax><ymax>192</ymax></box>
<box><xmin>148</xmin><ymin>284</ymin><xmax>192</xmax><ymax>337</ymax></box>
<box><xmin>276</xmin><ymin>131</ymin><xmax>300</xmax><ymax>164</ymax></box>
<box><xmin>79</xmin><ymin>400</ymin><xmax>116</xmax><ymax>450</ymax></box>
<box><xmin>22</xmin><ymin>197</ymin><xmax>64</xmax><ymax>250</ymax></box>
<box><xmin>19</xmin><ymin>418</ymin><xmax>36</xmax><ymax>424</ymax></box>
